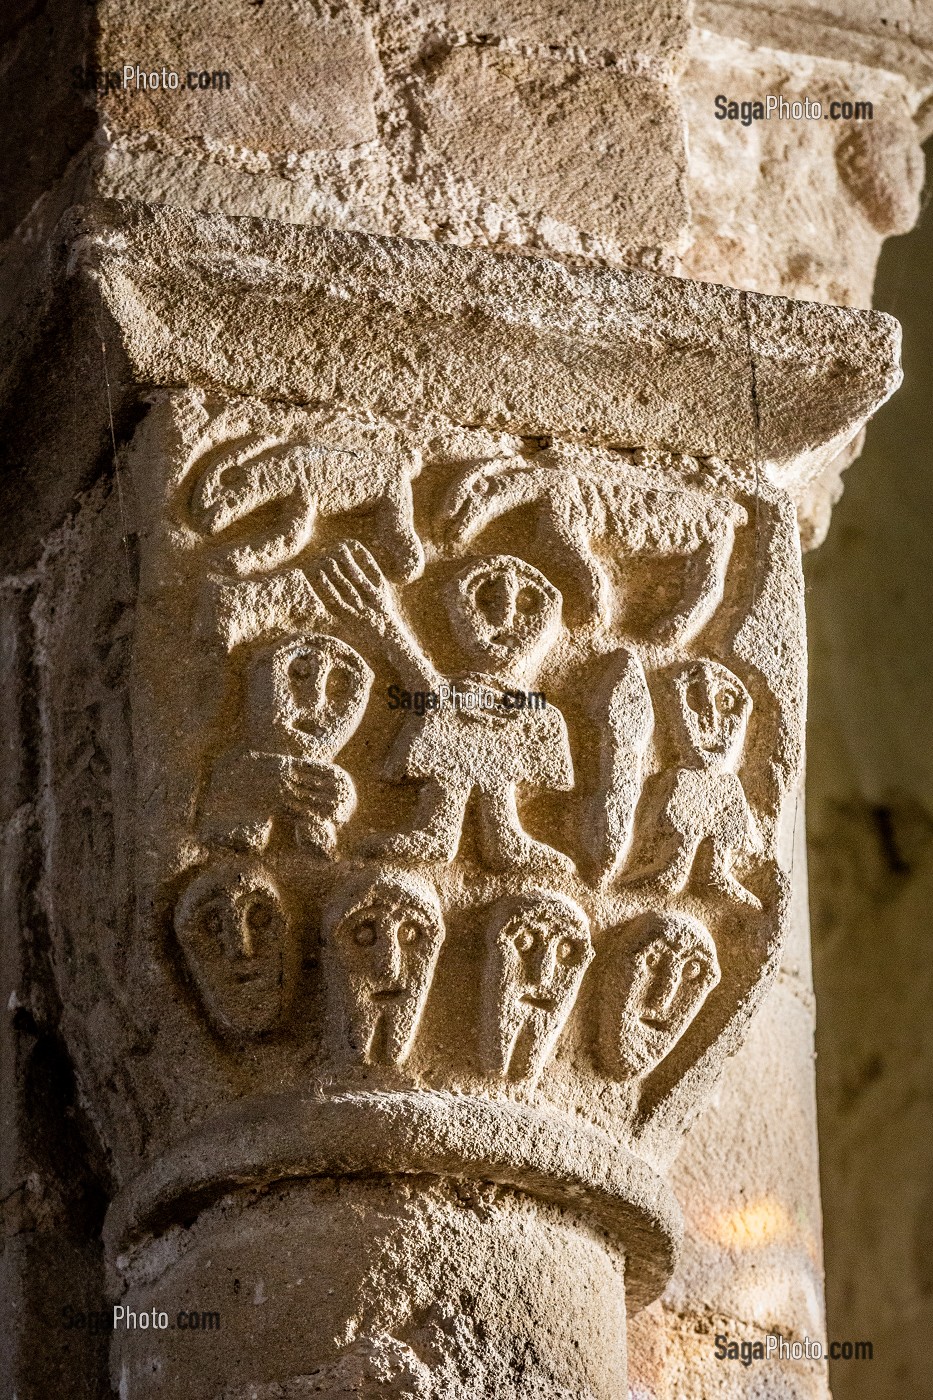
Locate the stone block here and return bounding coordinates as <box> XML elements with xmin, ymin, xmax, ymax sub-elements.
<box><xmin>95</xmin><ymin>0</ymin><xmax>380</xmax><ymax>154</ymax></box>
<box><xmin>68</xmin><ymin>202</ymin><xmax>900</xmax><ymax>490</ymax></box>
<box><xmin>418</xmin><ymin>47</ymin><xmax>688</xmax><ymax>253</ymax></box>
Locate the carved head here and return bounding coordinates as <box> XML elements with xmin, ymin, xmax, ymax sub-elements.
<box><xmin>323</xmin><ymin>870</ymin><xmax>445</xmax><ymax>1066</ymax></box>
<box><xmin>441</xmin><ymin>459</ymin><xmax>524</xmax><ymax>544</ymax></box>
<box><xmin>673</xmin><ymin>659</ymin><xmax>751</xmax><ymax>769</ymax></box>
<box><xmin>189</xmin><ymin>442</ymin><xmax>323</xmax><ymax>576</ymax></box>
<box><xmin>247</xmin><ymin>634</ymin><xmax>373</xmax><ymax>758</ymax></box>
<box><xmin>483</xmin><ymin>890</ymin><xmax>593</xmax><ymax>1082</ymax></box>
<box><xmin>174</xmin><ymin>861</ymin><xmax>296</xmax><ymax>1038</ymax></box>
<box><xmin>447</xmin><ymin>555</ymin><xmax>562</xmax><ymax>674</ymax></box>
<box><xmin>599</xmin><ymin>911</ymin><xmax>720</xmax><ymax>1079</ymax></box>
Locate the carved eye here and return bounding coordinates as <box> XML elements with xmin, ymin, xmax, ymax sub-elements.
<box><xmin>474</xmin><ymin>477</ymin><xmax>489</xmax><ymax>494</ymax></box>
<box><xmin>557</xmin><ymin>938</ymin><xmax>582</xmax><ymax>965</ymax></box>
<box><xmin>246</xmin><ymin>900</ymin><xmax>273</xmax><ymax>932</ymax></box>
<box><xmin>398</xmin><ymin>921</ymin><xmax>422</xmax><ymax>945</ymax></box>
<box><xmin>717</xmin><ymin>691</ymin><xmax>737</xmax><ymax>714</ymax></box>
<box><xmin>683</xmin><ymin>959</ymin><xmax>704</xmax><ymax>980</ymax></box>
<box><xmin>515</xmin><ymin>587</ymin><xmax>538</xmax><ymax>615</ymax></box>
<box><xmin>353</xmin><ymin>922</ymin><xmax>378</xmax><ymax>947</ymax></box>
<box><xmin>685</xmin><ymin>681</ymin><xmax>706</xmax><ymax>713</ymax></box>
<box><xmin>513</xmin><ymin>929</ymin><xmax>535</xmax><ymax>953</ymax></box>
<box><xmin>645</xmin><ymin>946</ymin><xmax>662</xmax><ymax>969</ymax></box>
<box><xmin>290</xmin><ymin>655</ymin><xmax>313</xmax><ymax>680</ymax></box>
<box><xmin>325</xmin><ymin>664</ymin><xmax>353</xmax><ymax>705</ymax></box>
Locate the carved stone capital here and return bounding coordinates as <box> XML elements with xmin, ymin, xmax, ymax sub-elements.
<box><xmin>16</xmin><ymin>200</ymin><xmax>899</xmax><ymax>1397</ymax></box>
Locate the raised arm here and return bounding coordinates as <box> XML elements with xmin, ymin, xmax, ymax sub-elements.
<box><xmin>310</xmin><ymin>540</ymin><xmax>440</xmax><ymax>692</ymax></box>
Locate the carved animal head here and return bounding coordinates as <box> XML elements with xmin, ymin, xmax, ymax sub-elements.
<box><xmin>323</xmin><ymin>870</ymin><xmax>445</xmax><ymax>1066</ymax></box>
<box><xmin>447</xmin><ymin>555</ymin><xmax>562</xmax><ymax>675</ymax></box>
<box><xmin>189</xmin><ymin>442</ymin><xmax>330</xmax><ymax>576</ymax></box>
<box><xmin>673</xmin><ymin>659</ymin><xmax>751</xmax><ymax>769</ymax></box>
<box><xmin>440</xmin><ymin>459</ymin><xmax>534</xmax><ymax>545</ymax></box>
<box><xmin>174</xmin><ymin>860</ymin><xmax>296</xmax><ymax>1038</ymax></box>
<box><xmin>483</xmin><ymin>890</ymin><xmax>593</xmax><ymax>1082</ymax></box>
<box><xmin>599</xmin><ymin>911</ymin><xmax>720</xmax><ymax>1079</ymax></box>
<box><xmin>247</xmin><ymin>634</ymin><xmax>374</xmax><ymax>758</ymax></box>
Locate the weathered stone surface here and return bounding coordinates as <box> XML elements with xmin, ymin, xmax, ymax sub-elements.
<box><xmin>696</xmin><ymin>0</ymin><xmax>933</xmax><ymax>88</ymax></box>
<box><xmin>0</xmin><ymin>2</ymin><xmax>923</xmax><ymax>1393</ymax></box>
<box><xmin>442</xmin><ymin>0</ymin><xmax>690</xmax><ymax>62</ymax></box>
<box><xmin>417</xmin><ymin>48</ymin><xmax>688</xmax><ymax>251</ymax></box>
<box><xmin>681</xmin><ymin>29</ymin><xmax>925</xmax><ymax>309</ymax></box>
<box><xmin>71</xmin><ymin>202</ymin><xmax>900</xmax><ymax>492</ymax></box>
<box><xmin>96</xmin><ymin>0</ymin><xmax>380</xmax><ymax>153</ymax></box>
<box><xmin>1</xmin><ymin>197</ymin><xmax>893</xmax><ymax>1396</ymax></box>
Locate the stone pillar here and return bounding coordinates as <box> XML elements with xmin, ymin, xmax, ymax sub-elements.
<box><xmin>0</xmin><ymin>3</ymin><xmax>927</xmax><ymax>1397</ymax></box>
<box><xmin>2</xmin><ymin>193</ymin><xmax>899</xmax><ymax>1397</ymax></box>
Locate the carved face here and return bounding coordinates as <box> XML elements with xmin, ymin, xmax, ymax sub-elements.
<box><xmin>249</xmin><ymin>634</ymin><xmax>373</xmax><ymax>757</ymax></box>
<box><xmin>448</xmin><ymin>556</ymin><xmax>561</xmax><ymax>673</ymax></box>
<box><xmin>175</xmin><ymin>862</ymin><xmax>295</xmax><ymax>1037</ymax></box>
<box><xmin>484</xmin><ymin>891</ymin><xmax>593</xmax><ymax>1082</ymax></box>
<box><xmin>601</xmin><ymin>912</ymin><xmax>720</xmax><ymax>1079</ymax></box>
<box><xmin>324</xmin><ymin>871</ymin><xmax>445</xmax><ymax>1066</ymax></box>
<box><xmin>674</xmin><ymin>659</ymin><xmax>751</xmax><ymax>768</ymax></box>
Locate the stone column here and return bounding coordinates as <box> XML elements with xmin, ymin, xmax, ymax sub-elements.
<box><xmin>3</xmin><ymin>194</ymin><xmax>898</xmax><ymax>1398</ymax></box>
<box><xmin>0</xmin><ymin>2</ymin><xmax>927</xmax><ymax>1397</ymax></box>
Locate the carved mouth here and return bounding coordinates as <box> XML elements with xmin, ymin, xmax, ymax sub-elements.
<box><xmin>521</xmin><ymin>993</ymin><xmax>556</xmax><ymax>1011</ymax></box>
<box><xmin>639</xmin><ymin>1015</ymin><xmax>669</xmax><ymax>1030</ymax></box>
<box><xmin>371</xmin><ymin>987</ymin><xmax>407</xmax><ymax>1001</ymax></box>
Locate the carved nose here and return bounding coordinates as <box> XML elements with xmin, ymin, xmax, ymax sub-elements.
<box><xmin>528</xmin><ymin>941</ymin><xmax>558</xmax><ymax>989</ymax></box>
<box><xmin>373</xmin><ymin>935</ymin><xmax>403</xmax><ymax>985</ymax></box>
<box><xmin>230</xmin><ymin>915</ymin><xmax>255</xmax><ymax>960</ymax></box>
<box><xmin>644</xmin><ymin>956</ymin><xmax>680</xmax><ymax>1016</ymax></box>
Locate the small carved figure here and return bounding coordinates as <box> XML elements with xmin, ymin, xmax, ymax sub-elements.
<box><xmin>313</xmin><ymin>540</ymin><xmax>574</xmax><ymax>872</ymax></box>
<box><xmin>440</xmin><ymin>451</ymin><xmax>746</xmax><ymax>635</ymax></box>
<box><xmin>189</xmin><ymin>438</ymin><xmax>424</xmax><ymax>581</ymax></box>
<box><xmin>202</xmin><ymin>634</ymin><xmax>373</xmax><ymax>858</ymax></box>
<box><xmin>482</xmin><ymin>890</ymin><xmax>594</xmax><ymax>1083</ymax></box>
<box><xmin>322</xmin><ymin>869</ymin><xmax>445</xmax><ymax>1066</ymax></box>
<box><xmin>174</xmin><ymin>860</ymin><xmax>297</xmax><ymax>1038</ymax></box>
<box><xmin>628</xmin><ymin>659</ymin><xmax>762</xmax><ymax>905</ymax></box>
<box><xmin>598</xmin><ymin>911</ymin><xmax>720</xmax><ymax>1079</ymax></box>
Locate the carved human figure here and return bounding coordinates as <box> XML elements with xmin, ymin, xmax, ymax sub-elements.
<box><xmin>174</xmin><ymin>860</ymin><xmax>297</xmax><ymax>1038</ymax></box>
<box><xmin>312</xmin><ymin>540</ymin><xmax>574</xmax><ymax>872</ymax></box>
<box><xmin>598</xmin><ymin>911</ymin><xmax>721</xmax><ymax>1079</ymax></box>
<box><xmin>628</xmin><ymin>659</ymin><xmax>762</xmax><ymax>905</ymax></box>
<box><xmin>482</xmin><ymin>891</ymin><xmax>594</xmax><ymax>1083</ymax></box>
<box><xmin>189</xmin><ymin>437</ymin><xmax>424</xmax><ymax>581</ymax></box>
<box><xmin>439</xmin><ymin>450</ymin><xmax>746</xmax><ymax>635</ymax></box>
<box><xmin>202</xmin><ymin>634</ymin><xmax>373</xmax><ymax>858</ymax></box>
<box><xmin>322</xmin><ymin>869</ymin><xmax>445</xmax><ymax>1066</ymax></box>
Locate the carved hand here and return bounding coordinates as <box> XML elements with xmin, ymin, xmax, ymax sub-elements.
<box><xmin>313</xmin><ymin>540</ymin><xmax>398</xmax><ymax>636</ymax></box>
<box><xmin>311</xmin><ymin>540</ymin><xmax>438</xmax><ymax>691</ymax></box>
<box><xmin>281</xmin><ymin>759</ymin><xmax>355</xmax><ymax>823</ymax></box>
